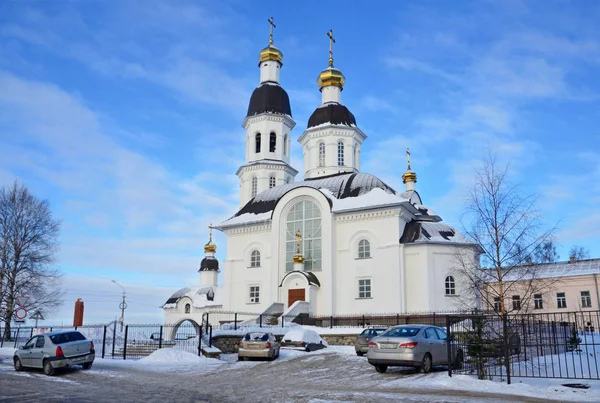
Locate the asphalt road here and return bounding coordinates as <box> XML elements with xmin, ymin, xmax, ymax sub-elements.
<box><xmin>0</xmin><ymin>351</ymin><xmax>573</xmax><ymax>403</ymax></box>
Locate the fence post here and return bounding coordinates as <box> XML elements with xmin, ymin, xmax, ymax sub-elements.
<box><xmin>396</xmin><ymin>314</ymin><xmax>400</xmax><ymax>325</ymax></box>
<box><xmin>30</xmin><ymin>328</ymin><xmax>34</xmax><ymax>338</ymax></box>
<box><xmin>111</xmin><ymin>322</ymin><xmax>116</xmax><ymax>358</ymax></box>
<box><xmin>234</xmin><ymin>313</ymin><xmax>238</xmax><ymax>330</ymax></box>
<box><xmin>14</xmin><ymin>327</ymin><xmax>20</xmax><ymax>348</ymax></box>
<box><xmin>282</xmin><ymin>315</ymin><xmax>285</xmax><ymax>328</ymax></box>
<box><xmin>446</xmin><ymin>315</ymin><xmax>452</xmax><ymax>378</ymax></box>
<box><xmin>433</xmin><ymin>313</ymin><xmax>437</xmax><ymax>327</ymax></box>
<box><xmin>330</xmin><ymin>316</ymin><xmax>333</xmax><ymax>329</ymax></box>
<box><xmin>362</xmin><ymin>315</ymin><xmax>365</xmax><ymax>327</ymax></box>
<box><xmin>123</xmin><ymin>325</ymin><xmax>129</xmax><ymax>360</ymax></box>
<box><xmin>159</xmin><ymin>325</ymin><xmax>163</xmax><ymax>349</ymax></box>
<box><xmin>50</xmin><ymin>327</ymin><xmax>53</xmax><ymax>332</ymax></box>
<box><xmin>259</xmin><ymin>315</ymin><xmax>262</xmax><ymax>328</ymax></box>
<box><xmin>502</xmin><ymin>312</ymin><xmax>511</xmax><ymax>384</ymax></box>
<box><xmin>209</xmin><ymin>325</ymin><xmax>213</xmax><ymax>348</ymax></box>
<box><xmin>198</xmin><ymin>325</ymin><xmax>202</xmax><ymax>356</ymax></box>
<box><xmin>1</xmin><ymin>324</ymin><xmax>4</xmax><ymax>347</ymax></box>
<box><xmin>102</xmin><ymin>326</ymin><xmax>107</xmax><ymax>359</ymax></box>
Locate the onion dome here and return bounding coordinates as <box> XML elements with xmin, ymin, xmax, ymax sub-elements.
<box><xmin>402</xmin><ymin>170</ymin><xmax>417</xmax><ymax>183</ymax></box>
<box><xmin>204</xmin><ymin>224</ymin><xmax>217</xmax><ymax>253</ymax></box>
<box><xmin>307</xmin><ymin>103</ymin><xmax>356</xmax><ymax>128</ymax></box>
<box><xmin>317</xmin><ymin>67</ymin><xmax>346</xmax><ymax>90</ymax></box>
<box><xmin>259</xmin><ymin>45</ymin><xmax>283</xmax><ymax>66</ymax></box>
<box><xmin>200</xmin><ymin>257</ymin><xmax>219</xmax><ymax>272</ymax></box>
<box><xmin>246</xmin><ymin>83</ymin><xmax>292</xmax><ymax>117</ymax></box>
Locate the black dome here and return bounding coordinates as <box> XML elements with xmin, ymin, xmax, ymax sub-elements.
<box><xmin>246</xmin><ymin>83</ymin><xmax>292</xmax><ymax>117</ymax></box>
<box><xmin>307</xmin><ymin>103</ymin><xmax>356</xmax><ymax>128</ymax></box>
<box><xmin>199</xmin><ymin>257</ymin><xmax>219</xmax><ymax>272</ymax></box>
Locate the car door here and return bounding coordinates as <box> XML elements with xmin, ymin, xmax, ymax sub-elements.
<box><xmin>423</xmin><ymin>327</ymin><xmax>445</xmax><ymax>364</ymax></box>
<box><xmin>30</xmin><ymin>335</ymin><xmax>46</xmax><ymax>368</ymax></box>
<box><xmin>20</xmin><ymin>337</ymin><xmax>37</xmax><ymax>367</ymax></box>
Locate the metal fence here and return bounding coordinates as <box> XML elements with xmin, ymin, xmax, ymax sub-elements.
<box><xmin>447</xmin><ymin>310</ymin><xmax>600</xmax><ymax>383</ymax></box>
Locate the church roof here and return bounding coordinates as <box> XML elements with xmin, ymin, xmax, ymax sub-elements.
<box><xmin>199</xmin><ymin>257</ymin><xmax>219</xmax><ymax>272</ymax></box>
<box><xmin>161</xmin><ymin>286</ymin><xmax>222</xmax><ymax>309</ymax></box>
<box><xmin>307</xmin><ymin>102</ymin><xmax>356</xmax><ymax>128</ymax></box>
<box><xmin>400</xmin><ymin>221</ymin><xmax>472</xmax><ymax>245</ymax></box>
<box><xmin>247</xmin><ymin>82</ymin><xmax>292</xmax><ymax>118</ymax></box>
<box><xmin>218</xmin><ymin>172</ymin><xmax>438</xmax><ymax>228</ymax></box>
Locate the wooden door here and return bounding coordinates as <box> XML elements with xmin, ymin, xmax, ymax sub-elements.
<box><xmin>288</xmin><ymin>289</ymin><xmax>305</xmax><ymax>307</ymax></box>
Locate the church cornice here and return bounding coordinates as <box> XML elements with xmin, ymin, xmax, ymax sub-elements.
<box><xmin>242</xmin><ymin>113</ymin><xmax>296</xmax><ymax>129</ymax></box>
<box><xmin>222</xmin><ymin>223</ymin><xmax>273</xmax><ymax>236</ymax></box>
<box><xmin>298</xmin><ymin>125</ymin><xmax>366</xmax><ymax>145</ymax></box>
<box><xmin>334</xmin><ymin>208</ymin><xmax>402</xmax><ymax>223</ymax></box>
<box><xmin>236</xmin><ymin>162</ymin><xmax>298</xmax><ymax>176</ymax></box>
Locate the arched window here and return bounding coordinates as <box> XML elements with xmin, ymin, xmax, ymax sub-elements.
<box><xmin>358</xmin><ymin>239</ymin><xmax>371</xmax><ymax>259</ymax></box>
<box><xmin>270</xmin><ymin>132</ymin><xmax>276</xmax><ymax>152</ymax></box>
<box><xmin>337</xmin><ymin>141</ymin><xmax>344</xmax><ymax>166</ymax></box>
<box><xmin>255</xmin><ymin>133</ymin><xmax>261</xmax><ymax>153</ymax></box>
<box><xmin>185</xmin><ymin>303</ymin><xmax>191</xmax><ymax>314</ymax></box>
<box><xmin>286</xmin><ymin>200</ymin><xmax>322</xmax><ymax>271</ymax></box>
<box><xmin>251</xmin><ymin>177</ymin><xmax>257</xmax><ymax>198</ymax></box>
<box><xmin>318</xmin><ymin>142</ymin><xmax>325</xmax><ymax>167</ymax></box>
<box><xmin>445</xmin><ymin>276</ymin><xmax>456</xmax><ymax>295</ymax></box>
<box><xmin>284</xmin><ymin>134</ymin><xmax>288</xmax><ymax>156</ymax></box>
<box><xmin>269</xmin><ymin>176</ymin><xmax>276</xmax><ymax>188</ymax></box>
<box><xmin>250</xmin><ymin>250</ymin><xmax>261</xmax><ymax>267</ymax></box>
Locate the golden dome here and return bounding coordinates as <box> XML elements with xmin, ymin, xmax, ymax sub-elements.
<box><xmin>402</xmin><ymin>170</ymin><xmax>417</xmax><ymax>183</ymax></box>
<box><xmin>317</xmin><ymin>67</ymin><xmax>346</xmax><ymax>89</ymax></box>
<box><xmin>259</xmin><ymin>45</ymin><xmax>283</xmax><ymax>65</ymax></box>
<box><xmin>204</xmin><ymin>241</ymin><xmax>216</xmax><ymax>253</ymax></box>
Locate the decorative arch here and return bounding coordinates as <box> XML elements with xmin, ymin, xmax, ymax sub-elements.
<box><xmin>184</xmin><ymin>303</ymin><xmax>191</xmax><ymax>314</ymax></box>
<box><xmin>348</xmin><ymin>230</ymin><xmax>379</xmax><ymax>255</ymax></box>
<box><xmin>358</xmin><ymin>239</ymin><xmax>371</xmax><ymax>259</ymax></box>
<box><xmin>168</xmin><ymin>318</ymin><xmax>201</xmax><ymax>342</ymax></box>
<box><xmin>250</xmin><ymin>250</ymin><xmax>261</xmax><ymax>267</ymax></box>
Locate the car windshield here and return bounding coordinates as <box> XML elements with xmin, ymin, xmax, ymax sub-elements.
<box><xmin>381</xmin><ymin>327</ymin><xmax>421</xmax><ymax>338</ymax></box>
<box><xmin>49</xmin><ymin>331</ymin><xmax>86</xmax><ymax>345</ymax></box>
<box><xmin>244</xmin><ymin>332</ymin><xmax>269</xmax><ymax>341</ymax></box>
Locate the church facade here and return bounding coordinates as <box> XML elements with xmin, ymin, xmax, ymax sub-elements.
<box><xmin>162</xmin><ymin>25</ymin><xmax>477</xmax><ymax>323</ymax></box>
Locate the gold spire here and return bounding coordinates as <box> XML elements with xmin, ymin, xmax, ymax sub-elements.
<box><xmin>402</xmin><ymin>148</ymin><xmax>417</xmax><ymax>184</ymax></box>
<box><xmin>259</xmin><ymin>17</ymin><xmax>283</xmax><ymax>65</ymax></box>
<box><xmin>293</xmin><ymin>230</ymin><xmax>305</xmax><ymax>264</ymax></box>
<box><xmin>204</xmin><ymin>223</ymin><xmax>217</xmax><ymax>253</ymax></box>
<box><xmin>317</xmin><ymin>29</ymin><xmax>345</xmax><ymax>90</ymax></box>
<box><xmin>327</xmin><ymin>29</ymin><xmax>335</xmax><ymax>67</ymax></box>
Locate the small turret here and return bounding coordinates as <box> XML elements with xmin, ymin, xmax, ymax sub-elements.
<box><xmin>199</xmin><ymin>224</ymin><xmax>219</xmax><ymax>287</ymax></box>
<box><xmin>402</xmin><ymin>148</ymin><xmax>417</xmax><ymax>192</ymax></box>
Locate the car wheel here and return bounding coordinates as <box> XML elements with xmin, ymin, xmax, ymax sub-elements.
<box><xmin>82</xmin><ymin>362</ymin><xmax>93</xmax><ymax>370</ymax></box>
<box><xmin>43</xmin><ymin>360</ymin><xmax>55</xmax><ymax>376</ymax></box>
<box><xmin>453</xmin><ymin>350</ymin><xmax>464</xmax><ymax>370</ymax></box>
<box><xmin>421</xmin><ymin>353</ymin><xmax>432</xmax><ymax>374</ymax></box>
<box><xmin>375</xmin><ymin>364</ymin><xmax>387</xmax><ymax>374</ymax></box>
<box><xmin>356</xmin><ymin>351</ymin><xmax>364</xmax><ymax>356</ymax></box>
<box><xmin>305</xmin><ymin>346</ymin><xmax>311</xmax><ymax>352</ymax></box>
<box><xmin>14</xmin><ymin>357</ymin><xmax>24</xmax><ymax>371</ymax></box>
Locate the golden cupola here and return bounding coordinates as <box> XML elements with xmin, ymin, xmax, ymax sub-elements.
<box><xmin>402</xmin><ymin>148</ymin><xmax>417</xmax><ymax>191</ymax></box>
<box><xmin>259</xmin><ymin>17</ymin><xmax>283</xmax><ymax>65</ymax></box>
<box><xmin>317</xmin><ymin>29</ymin><xmax>345</xmax><ymax>90</ymax></box>
<box><xmin>204</xmin><ymin>224</ymin><xmax>217</xmax><ymax>253</ymax></box>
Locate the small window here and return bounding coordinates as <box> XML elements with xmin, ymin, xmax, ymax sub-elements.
<box><xmin>270</xmin><ymin>132</ymin><xmax>276</xmax><ymax>152</ymax></box>
<box><xmin>445</xmin><ymin>276</ymin><xmax>456</xmax><ymax>295</ymax></box>
<box><xmin>337</xmin><ymin>141</ymin><xmax>344</xmax><ymax>166</ymax></box>
<box><xmin>269</xmin><ymin>176</ymin><xmax>276</xmax><ymax>188</ymax></box>
<box><xmin>35</xmin><ymin>337</ymin><xmax>45</xmax><ymax>348</ymax></box>
<box><xmin>581</xmin><ymin>291</ymin><xmax>592</xmax><ymax>308</ymax></box>
<box><xmin>284</xmin><ymin>134</ymin><xmax>288</xmax><ymax>156</ymax></box>
<box><xmin>250</xmin><ymin>250</ymin><xmax>261</xmax><ymax>267</ymax></box>
<box><xmin>512</xmin><ymin>295</ymin><xmax>521</xmax><ymax>310</ymax></box>
<box><xmin>358</xmin><ymin>279</ymin><xmax>371</xmax><ymax>298</ymax></box>
<box><xmin>24</xmin><ymin>338</ymin><xmax>36</xmax><ymax>349</ymax></box>
<box><xmin>424</xmin><ymin>328</ymin><xmax>439</xmax><ymax>340</ymax></box>
<box><xmin>493</xmin><ymin>297</ymin><xmax>501</xmax><ymax>312</ymax></box>
<box><xmin>557</xmin><ymin>292</ymin><xmax>567</xmax><ymax>309</ymax></box>
<box><xmin>185</xmin><ymin>303</ymin><xmax>191</xmax><ymax>314</ymax></box>
<box><xmin>319</xmin><ymin>142</ymin><xmax>325</xmax><ymax>167</ymax></box>
<box><xmin>534</xmin><ymin>294</ymin><xmax>543</xmax><ymax>309</ymax></box>
<box><xmin>358</xmin><ymin>239</ymin><xmax>370</xmax><ymax>259</ymax></box>
<box><xmin>251</xmin><ymin>177</ymin><xmax>257</xmax><ymax>198</ymax></box>
<box><xmin>249</xmin><ymin>286</ymin><xmax>260</xmax><ymax>303</ymax></box>
<box><xmin>255</xmin><ymin>133</ymin><xmax>261</xmax><ymax>153</ymax></box>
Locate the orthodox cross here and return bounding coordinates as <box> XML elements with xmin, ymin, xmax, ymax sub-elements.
<box><xmin>296</xmin><ymin>230</ymin><xmax>302</xmax><ymax>254</ymax></box>
<box><xmin>208</xmin><ymin>223</ymin><xmax>213</xmax><ymax>243</ymax></box>
<box><xmin>268</xmin><ymin>16</ymin><xmax>276</xmax><ymax>45</ymax></box>
<box><xmin>406</xmin><ymin>148</ymin><xmax>411</xmax><ymax>171</ymax></box>
<box><xmin>327</xmin><ymin>29</ymin><xmax>335</xmax><ymax>67</ymax></box>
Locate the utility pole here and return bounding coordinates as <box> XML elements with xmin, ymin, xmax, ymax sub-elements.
<box><xmin>111</xmin><ymin>280</ymin><xmax>127</xmax><ymax>331</ymax></box>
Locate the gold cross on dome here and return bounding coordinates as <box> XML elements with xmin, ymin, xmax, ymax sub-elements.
<box><xmin>406</xmin><ymin>148</ymin><xmax>411</xmax><ymax>170</ymax></box>
<box><xmin>208</xmin><ymin>223</ymin><xmax>213</xmax><ymax>242</ymax></box>
<box><xmin>327</xmin><ymin>29</ymin><xmax>335</xmax><ymax>67</ymax></box>
<box><xmin>268</xmin><ymin>16</ymin><xmax>276</xmax><ymax>45</ymax></box>
<box><xmin>296</xmin><ymin>230</ymin><xmax>302</xmax><ymax>254</ymax></box>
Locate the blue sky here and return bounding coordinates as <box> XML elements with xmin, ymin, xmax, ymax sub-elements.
<box><xmin>1</xmin><ymin>0</ymin><xmax>599</xmax><ymax>325</ymax></box>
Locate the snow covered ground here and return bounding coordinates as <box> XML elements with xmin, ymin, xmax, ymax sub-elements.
<box><xmin>3</xmin><ymin>345</ymin><xmax>600</xmax><ymax>401</ymax></box>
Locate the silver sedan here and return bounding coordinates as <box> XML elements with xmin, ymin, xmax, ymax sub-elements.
<box><xmin>367</xmin><ymin>325</ymin><xmax>463</xmax><ymax>374</ymax></box>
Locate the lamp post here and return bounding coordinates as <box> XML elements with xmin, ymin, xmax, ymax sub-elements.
<box><xmin>111</xmin><ymin>280</ymin><xmax>127</xmax><ymax>332</ymax></box>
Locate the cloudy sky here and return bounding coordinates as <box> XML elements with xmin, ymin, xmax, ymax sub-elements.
<box><xmin>1</xmin><ymin>0</ymin><xmax>599</xmax><ymax>325</ymax></box>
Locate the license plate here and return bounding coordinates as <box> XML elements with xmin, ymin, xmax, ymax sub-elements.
<box><xmin>248</xmin><ymin>344</ymin><xmax>262</xmax><ymax>350</ymax></box>
<box><xmin>380</xmin><ymin>343</ymin><xmax>398</xmax><ymax>349</ymax></box>
<box><xmin>72</xmin><ymin>356</ymin><xmax>86</xmax><ymax>363</ymax></box>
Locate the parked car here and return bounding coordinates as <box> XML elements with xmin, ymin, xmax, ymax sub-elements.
<box><xmin>281</xmin><ymin>328</ymin><xmax>327</xmax><ymax>352</ymax></box>
<box><xmin>367</xmin><ymin>325</ymin><xmax>462</xmax><ymax>374</ymax></box>
<box><xmin>14</xmin><ymin>330</ymin><xmax>95</xmax><ymax>376</ymax></box>
<box><xmin>238</xmin><ymin>332</ymin><xmax>280</xmax><ymax>361</ymax></box>
<box><xmin>355</xmin><ymin>327</ymin><xmax>388</xmax><ymax>356</ymax></box>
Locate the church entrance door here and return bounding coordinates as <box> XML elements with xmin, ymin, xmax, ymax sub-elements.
<box><xmin>288</xmin><ymin>289</ymin><xmax>305</xmax><ymax>307</ymax></box>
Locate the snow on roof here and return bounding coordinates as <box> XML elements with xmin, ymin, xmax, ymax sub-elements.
<box><xmin>493</xmin><ymin>258</ymin><xmax>600</xmax><ymax>282</ymax></box>
<box><xmin>161</xmin><ymin>286</ymin><xmax>222</xmax><ymax>309</ymax></box>
<box><xmin>400</xmin><ymin>221</ymin><xmax>471</xmax><ymax>245</ymax></box>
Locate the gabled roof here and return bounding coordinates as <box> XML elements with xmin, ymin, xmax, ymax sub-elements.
<box><xmin>401</xmin><ymin>221</ymin><xmax>472</xmax><ymax>245</ymax></box>
<box><xmin>161</xmin><ymin>286</ymin><xmax>222</xmax><ymax>309</ymax></box>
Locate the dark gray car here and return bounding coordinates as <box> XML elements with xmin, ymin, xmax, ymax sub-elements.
<box><xmin>354</xmin><ymin>327</ymin><xmax>388</xmax><ymax>356</ymax></box>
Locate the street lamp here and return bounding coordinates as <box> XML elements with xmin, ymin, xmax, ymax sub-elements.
<box><xmin>111</xmin><ymin>280</ymin><xmax>127</xmax><ymax>331</ymax></box>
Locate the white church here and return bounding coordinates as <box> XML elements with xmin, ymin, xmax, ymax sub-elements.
<box><xmin>162</xmin><ymin>24</ymin><xmax>477</xmax><ymax>325</ymax></box>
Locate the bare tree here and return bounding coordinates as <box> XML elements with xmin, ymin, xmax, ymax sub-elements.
<box><xmin>453</xmin><ymin>153</ymin><xmax>557</xmax><ymax>315</ymax></box>
<box><xmin>569</xmin><ymin>245</ymin><xmax>590</xmax><ymax>261</ymax></box>
<box><xmin>532</xmin><ymin>240</ymin><xmax>559</xmax><ymax>264</ymax></box>
<box><xmin>0</xmin><ymin>181</ymin><xmax>63</xmax><ymax>339</ymax></box>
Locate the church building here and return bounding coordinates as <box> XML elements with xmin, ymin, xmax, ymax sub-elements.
<box><xmin>162</xmin><ymin>22</ymin><xmax>477</xmax><ymax>324</ymax></box>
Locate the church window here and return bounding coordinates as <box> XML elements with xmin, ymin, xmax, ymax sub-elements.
<box><xmin>270</xmin><ymin>132</ymin><xmax>276</xmax><ymax>152</ymax></box>
<box><xmin>358</xmin><ymin>278</ymin><xmax>371</xmax><ymax>298</ymax></box>
<box><xmin>285</xmin><ymin>200</ymin><xmax>322</xmax><ymax>272</ymax></box>
<box><xmin>269</xmin><ymin>176</ymin><xmax>276</xmax><ymax>188</ymax></box>
<box><xmin>250</xmin><ymin>250</ymin><xmax>261</xmax><ymax>267</ymax></box>
<box><xmin>337</xmin><ymin>141</ymin><xmax>344</xmax><ymax>166</ymax></box>
<box><xmin>255</xmin><ymin>133</ymin><xmax>261</xmax><ymax>153</ymax></box>
<box><xmin>358</xmin><ymin>239</ymin><xmax>371</xmax><ymax>259</ymax></box>
<box><xmin>445</xmin><ymin>276</ymin><xmax>455</xmax><ymax>295</ymax></box>
<box><xmin>251</xmin><ymin>177</ymin><xmax>257</xmax><ymax>198</ymax></box>
<box><xmin>249</xmin><ymin>286</ymin><xmax>260</xmax><ymax>303</ymax></box>
<box><xmin>185</xmin><ymin>303</ymin><xmax>191</xmax><ymax>314</ymax></box>
<box><xmin>318</xmin><ymin>142</ymin><xmax>325</xmax><ymax>167</ymax></box>
<box><xmin>284</xmin><ymin>134</ymin><xmax>288</xmax><ymax>156</ymax></box>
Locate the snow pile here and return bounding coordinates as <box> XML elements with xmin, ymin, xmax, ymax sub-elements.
<box><xmin>138</xmin><ymin>348</ymin><xmax>206</xmax><ymax>364</ymax></box>
<box><xmin>283</xmin><ymin>328</ymin><xmax>328</xmax><ymax>346</ymax></box>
